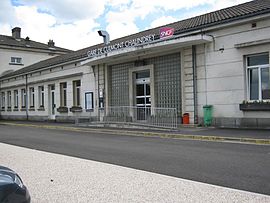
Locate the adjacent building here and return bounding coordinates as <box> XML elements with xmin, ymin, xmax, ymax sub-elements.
<box><xmin>0</xmin><ymin>0</ymin><xmax>269</xmax><ymax>128</ymax></box>
<box><xmin>0</xmin><ymin>27</ymin><xmax>72</xmax><ymax>76</ymax></box>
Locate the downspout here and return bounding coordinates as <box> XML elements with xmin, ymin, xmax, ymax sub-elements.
<box><xmin>0</xmin><ymin>81</ymin><xmax>1</xmax><ymax>119</ymax></box>
<box><xmin>192</xmin><ymin>45</ymin><xmax>198</xmax><ymax>124</ymax></box>
<box><xmin>25</xmin><ymin>74</ymin><xmax>29</xmax><ymax>120</ymax></box>
<box><xmin>103</xmin><ymin>64</ymin><xmax>106</xmax><ymax>114</ymax></box>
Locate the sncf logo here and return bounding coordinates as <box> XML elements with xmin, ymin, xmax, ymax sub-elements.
<box><xmin>160</xmin><ymin>27</ymin><xmax>174</xmax><ymax>39</ymax></box>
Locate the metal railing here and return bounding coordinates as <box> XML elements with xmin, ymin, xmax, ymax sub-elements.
<box><xmin>102</xmin><ymin>106</ymin><xmax>178</xmax><ymax>129</ymax></box>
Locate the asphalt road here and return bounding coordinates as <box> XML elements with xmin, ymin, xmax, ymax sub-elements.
<box><xmin>0</xmin><ymin>124</ymin><xmax>269</xmax><ymax>195</ymax></box>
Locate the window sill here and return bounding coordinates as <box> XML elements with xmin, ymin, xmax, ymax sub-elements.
<box><xmin>239</xmin><ymin>103</ymin><xmax>270</xmax><ymax>111</ymax></box>
<box><xmin>70</xmin><ymin>106</ymin><xmax>82</xmax><ymax>112</ymax></box>
<box><xmin>7</xmin><ymin>108</ymin><xmax>12</xmax><ymax>112</ymax></box>
<box><xmin>9</xmin><ymin>63</ymin><xmax>24</xmax><ymax>66</ymax></box>
<box><xmin>57</xmin><ymin>106</ymin><xmax>68</xmax><ymax>113</ymax></box>
<box><xmin>20</xmin><ymin>108</ymin><xmax>26</xmax><ymax>111</ymax></box>
<box><xmin>38</xmin><ymin>107</ymin><xmax>45</xmax><ymax>111</ymax></box>
<box><xmin>1</xmin><ymin>109</ymin><xmax>5</xmax><ymax>112</ymax></box>
<box><xmin>13</xmin><ymin>108</ymin><xmax>19</xmax><ymax>111</ymax></box>
<box><xmin>29</xmin><ymin>108</ymin><xmax>35</xmax><ymax>111</ymax></box>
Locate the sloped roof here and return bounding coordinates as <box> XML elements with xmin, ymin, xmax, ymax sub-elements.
<box><xmin>0</xmin><ymin>34</ymin><xmax>72</xmax><ymax>53</ymax></box>
<box><xmin>1</xmin><ymin>0</ymin><xmax>270</xmax><ymax>79</ymax></box>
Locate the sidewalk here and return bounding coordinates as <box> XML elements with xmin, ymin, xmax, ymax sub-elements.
<box><xmin>0</xmin><ymin>120</ymin><xmax>270</xmax><ymax>144</ymax></box>
<box><xmin>2</xmin><ymin>143</ymin><xmax>269</xmax><ymax>203</ymax></box>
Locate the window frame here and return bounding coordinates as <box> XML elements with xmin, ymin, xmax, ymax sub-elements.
<box><xmin>7</xmin><ymin>91</ymin><xmax>11</xmax><ymax>108</ymax></box>
<box><xmin>38</xmin><ymin>86</ymin><xmax>44</xmax><ymax>108</ymax></box>
<box><xmin>14</xmin><ymin>90</ymin><xmax>19</xmax><ymax>108</ymax></box>
<box><xmin>21</xmin><ymin>89</ymin><xmax>26</xmax><ymax>108</ymax></box>
<box><xmin>246</xmin><ymin>53</ymin><xmax>270</xmax><ymax>101</ymax></box>
<box><xmin>1</xmin><ymin>92</ymin><xmax>5</xmax><ymax>110</ymax></box>
<box><xmin>60</xmin><ymin>82</ymin><xmax>67</xmax><ymax>107</ymax></box>
<box><xmin>73</xmin><ymin>80</ymin><xmax>81</xmax><ymax>107</ymax></box>
<box><xmin>10</xmin><ymin>57</ymin><xmax>23</xmax><ymax>65</ymax></box>
<box><xmin>29</xmin><ymin>87</ymin><xmax>35</xmax><ymax>108</ymax></box>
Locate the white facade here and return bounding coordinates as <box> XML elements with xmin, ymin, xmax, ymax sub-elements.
<box><xmin>0</xmin><ymin>27</ymin><xmax>71</xmax><ymax>76</ymax></box>
<box><xmin>196</xmin><ymin>17</ymin><xmax>270</xmax><ymax>127</ymax></box>
<box><xmin>0</xmin><ymin>3</ymin><xmax>270</xmax><ymax>128</ymax></box>
<box><xmin>0</xmin><ymin>61</ymin><xmax>96</xmax><ymax>122</ymax></box>
<box><xmin>0</xmin><ymin>48</ymin><xmax>62</xmax><ymax>75</ymax></box>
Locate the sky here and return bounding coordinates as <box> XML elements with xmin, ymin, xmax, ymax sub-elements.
<box><xmin>0</xmin><ymin>0</ymin><xmax>251</xmax><ymax>51</ymax></box>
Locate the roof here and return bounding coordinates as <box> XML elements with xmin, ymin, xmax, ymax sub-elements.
<box><xmin>1</xmin><ymin>0</ymin><xmax>270</xmax><ymax>79</ymax></box>
<box><xmin>0</xmin><ymin>34</ymin><xmax>72</xmax><ymax>53</ymax></box>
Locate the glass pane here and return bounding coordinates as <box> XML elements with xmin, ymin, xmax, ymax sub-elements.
<box><xmin>64</xmin><ymin>90</ymin><xmax>67</xmax><ymax>106</ymax></box>
<box><xmin>41</xmin><ymin>94</ymin><xmax>44</xmax><ymax>106</ymax></box>
<box><xmin>136</xmin><ymin>98</ymin><xmax>145</xmax><ymax>105</ymax></box>
<box><xmin>77</xmin><ymin>88</ymin><xmax>80</xmax><ymax>106</ymax></box>
<box><xmin>76</xmin><ymin>80</ymin><xmax>81</xmax><ymax>87</ymax></box>
<box><xmin>146</xmin><ymin>97</ymin><xmax>151</xmax><ymax>104</ymax></box>
<box><xmin>261</xmin><ymin>68</ymin><xmax>270</xmax><ymax>99</ymax></box>
<box><xmin>247</xmin><ymin>54</ymin><xmax>269</xmax><ymax>66</ymax></box>
<box><xmin>249</xmin><ymin>68</ymin><xmax>259</xmax><ymax>100</ymax></box>
<box><xmin>146</xmin><ymin>84</ymin><xmax>150</xmax><ymax>95</ymax></box>
<box><xmin>136</xmin><ymin>71</ymin><xmax>150</xmax><ymax>79</ymax></box>
<box><xmin>136</xmin><ymin>84</ymin><xmax>144</xmax><ymax>96</ymax></box>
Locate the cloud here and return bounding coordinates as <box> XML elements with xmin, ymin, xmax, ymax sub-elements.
<box><xmin>150</xmin><ymin>16</ymin><xmax>178</xmax><ymax>28</ymax></box>
<box><xmin>1</xmin><ymin>0</ymin><xmax>251</xmax><ymax>50</ymax></box>
<box><xmin>106</xmin><ymin>21</ymin><xmax>139</xmax><ymax>40</ymax></box>
<box><xmin>4</xmin><ymin>4</ymin><xmax>102</xmax><ymax>50</ymax></box>
<box><xmin>131</xmin><ymin>0</ymin><xmax>212</xmax><ymax>11</ymax></box>
<box><xmin>107</xmin><ymin>0</ymin><xmax>131</xmax><ymax>7</ymax></box>
<box><xmin>0</xmin><ymin>0</ymin><xmax>17</xmax><ymax>24</ymax></box>
<box><xmin>18</xmin><ymin>0</ymin><xmax>107</xmax><ymax>22</ymax></box>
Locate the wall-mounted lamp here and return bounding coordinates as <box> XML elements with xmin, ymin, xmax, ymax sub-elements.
<box><xmin>219</xmin><ymin>47</ymin><xmax>224</xmax><ymax>53</ymax></box>
<box><xmin>98</xmin><ymin>30</ymin><xmax>110</xmax><ymax>45</ymax></box>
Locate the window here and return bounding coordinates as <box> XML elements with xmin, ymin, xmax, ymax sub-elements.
<box><xmin>73</xmin><ymin>80</ymin><xmax>81</xmax><ymax>106</ymax></box>
<box><xmin>7</xmin><ymin>91</ymin><xmax>11</xmax><ymax>108</ymax></box>
<box><xmin>21</xmin><ymin>89</ymin><xmax>26</xmax><ymax>108</ymax></box>
<box><xmin>10</xmin><ymin>57</ymin><xmax>22</xmax><ymax>65</ymax></box>
<box><xmin>60</xmin><ymin>82</ymin><xmax>67</xmax><ymax>106</ymax></box>
<box><xmin>29</xmin><ymin>87</ymin><xmax>35</xmax><ymax>108</ymax></box>
<box><xmin>14</xmin><ymin>90</ymin><xmax>18</xmax><ymax>108</ymax></box>
<box><xmin>1</xmin><ymin>92</ymin><xmax>5</xmax><ymax>110</ymax></box>
<box><xmin>247</xmin><ymin>53</ymin><xmax>270</xmax><ymax>100</ymax></box>
<box><xmin>38</xmin><ymin>86</ymin><xmax>44</xmax><ymax>107</ymax></box>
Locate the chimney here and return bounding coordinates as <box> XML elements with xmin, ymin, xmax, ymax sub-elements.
<box><xmin>25</xmin><ymin>36</ymin><xmax>30</xmax><ymax>46</ymax></box>
<box><xmin>48</xmin><ymin>39</ymin><xmax>55</xmax><ymax>47</ymax></box>
<box><xmin>12</xmin><ymin>27</ymin><xmax>21</xmax><ymax>39</ymax></box>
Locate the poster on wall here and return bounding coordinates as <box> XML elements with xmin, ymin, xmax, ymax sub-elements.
<box><xmin>85</xmin><ymin>92</ymin><xmax>94</xmax><ymax>110</ymax></box>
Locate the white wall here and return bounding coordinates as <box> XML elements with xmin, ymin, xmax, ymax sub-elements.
<box><xmin>0</xmin><ymin>62</ymin><xmax>97</xmax><ymax>120</ymax></box>
<box><xmin>0</xmin><ymin>48</ymin><xmax>62</xmax><ymax>76</ymax></box>
<box><xmin>196</xmin><ymin>17</ymin><xmax>270</xmax><ymax>119</ymax></box>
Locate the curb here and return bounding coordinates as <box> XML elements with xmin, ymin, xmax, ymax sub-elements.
<box><xmin>1</xmin><ymin>122</ymin><xmax>270</xmax><ymax>145</ymax></box>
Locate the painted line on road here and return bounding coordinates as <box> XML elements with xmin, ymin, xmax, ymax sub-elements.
<box><xmin>1</xmin><ymin>122</ymin><xmax>270</xmax><ymax>145</ymax></box>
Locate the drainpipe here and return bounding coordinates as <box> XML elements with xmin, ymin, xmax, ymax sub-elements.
<box><xmin>192</xmin><ymin>45</ymin><xmax>198</xmax><ymax>124</ymax></box>
<box><xmin>25</xmin><ymin>74</ymin><xmax>29</xmax><ymax>120</ymax></box>
<box><xmin>0</xmin><ymin>81</ymin><xmax>1</xmax><ymax>119</ymax></box>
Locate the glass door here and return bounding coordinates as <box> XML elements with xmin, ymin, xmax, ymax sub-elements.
<box><xmin>135</xmin><ymin>71</ymin><xmax>151</xmax><ymax>120</ymax></box>
<box><xmin>48</xmin><ymin>85</ymin><xmax>56</xmax><ymax>119</ymax></box>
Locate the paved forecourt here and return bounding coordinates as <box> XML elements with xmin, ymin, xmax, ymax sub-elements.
<box><xmin>0</xmin><ymin>143</ymin><xmax>269</xmax><ymax>203</ymax></box>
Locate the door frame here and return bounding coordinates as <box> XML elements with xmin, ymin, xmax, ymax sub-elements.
<box><xmin>48</xmin><ymin>84</ymin><xmax>56</xmax><ymax>120</ymax></box>
<box><xmin>129</xmin><ymin>65</ymin><xmax>155</xmax><ymax>118</ymax></box>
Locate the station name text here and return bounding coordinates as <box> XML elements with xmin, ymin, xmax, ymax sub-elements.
<box><xmin>87</xmin><ymin>34</ymin><xmax>155</xmax><ymax>58</ymax></box>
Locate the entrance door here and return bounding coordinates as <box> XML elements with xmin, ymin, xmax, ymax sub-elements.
<box><xmin>48</xmin><ymin>85</ymin><xmax>56</xmax><ymax>119</ymax></box>
<box><xmin>135</xmin><ymin>71</ymin><xmax>151</xmax><ymax>120</ymax></box>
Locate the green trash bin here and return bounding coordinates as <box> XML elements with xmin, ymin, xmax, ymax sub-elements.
<box><xmin>203</xmin><ymin>105</ymin><xmax>213</xmax><ymax>126</ymax></box>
